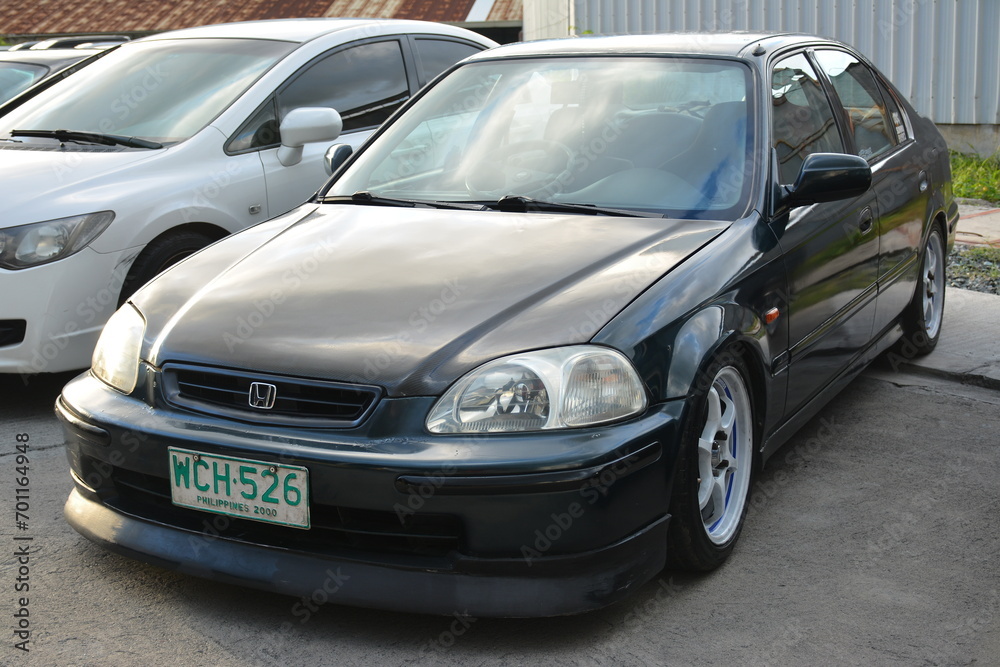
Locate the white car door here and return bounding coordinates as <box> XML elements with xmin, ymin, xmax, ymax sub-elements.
<box><xmin>256</xmin><ymin>39</ymin><xmax>412</xmax><ymax>217</ymax></box>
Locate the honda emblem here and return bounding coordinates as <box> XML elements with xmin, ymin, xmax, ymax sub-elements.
<box><xmin>248</xmin><ymin>382</ymin><xmax>277</xmax><ymax>410</ymax></box>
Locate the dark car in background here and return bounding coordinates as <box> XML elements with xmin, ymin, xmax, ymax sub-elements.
<box><xmin>6</xmin><ymin>34</ymin><xmax>130</xmax><ymax>51</ymax></box>
<box><xmin>0</xmin><ymin>48</ymin><xmax>103</xmax><ymax>105</ymax></box>
<box><xmin>59</xmin><ymin>32</ymin><xmax>956</xmax><ymax>617</ymax></box>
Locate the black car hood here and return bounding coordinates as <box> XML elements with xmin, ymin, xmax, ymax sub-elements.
<box><xmin>138</xmin><ymin>204</ymin><xmax>727</xmax><ymax>396</ymax></box>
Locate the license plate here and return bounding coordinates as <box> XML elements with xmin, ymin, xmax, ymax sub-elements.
<box><xmin>168</xmin><ymin>447</ymin><xmax>310</xmax><ymax>529</ymax></box>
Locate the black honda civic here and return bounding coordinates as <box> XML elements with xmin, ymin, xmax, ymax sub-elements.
<box><xmin>58</xmin><ymin>32</ymin><xmax>957</xmax><ymax>617</ymax></box>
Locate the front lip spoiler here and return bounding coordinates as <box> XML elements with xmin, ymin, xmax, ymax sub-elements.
<box><xmin>65</xmin><ymin>487</ymin><xmax>669</xmax><ymax>617</ymax></box>
<box><xmin>395</xmin><ymin>441</ymin><xmax>662</xmax><ymax>495</ymax></box>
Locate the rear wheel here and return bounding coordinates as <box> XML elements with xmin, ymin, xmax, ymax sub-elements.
<box><xmin>897</xmin><ymin>226</ymin><xmax>946</xmax><ymax>356</ymax></box>
<box><xmin>667</xmin><ymin>351</ymin><xmax>756</xmax><ymax>571</ymax></box>
<box><xmin>118</xmin><ymin>230</ymin><xmax>214</xmax><ymax>306</ymax></box>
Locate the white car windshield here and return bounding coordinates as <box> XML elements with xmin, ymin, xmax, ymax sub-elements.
<box><xmin>0</xmin><ymin>38</ymin><xmax>294</xmax><ymax>145</ymax></box>
<box><xmin>329</xmin><ymin>56</ymin><xmax>756</xmax><ymax>219</ymax></box>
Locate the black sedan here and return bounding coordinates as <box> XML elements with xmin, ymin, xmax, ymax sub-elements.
<box><xmin>59</xmin><ymin>32</ymin><xmax>956</xmax><ymax>617</ymax></box>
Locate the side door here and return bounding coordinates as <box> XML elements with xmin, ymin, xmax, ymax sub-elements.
<box><xmin>225</xmin><ymin>38</ymin><xmax>413</xmax><ymax>219</ymax></box>
<box><xmin>769</xmin><ymin>51</ymin><xmax>881</xmax><ymax>417</ymax></box>
<box><xmin>812</xmin><ymin>48</ymin><xmax>929</xmax><ymax>335</ymax></box>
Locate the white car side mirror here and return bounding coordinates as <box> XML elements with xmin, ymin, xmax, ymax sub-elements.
<box><xmin>277</xmin><ymin>107</ymin><xmax>343</xmax><ymax>167</ymax></box>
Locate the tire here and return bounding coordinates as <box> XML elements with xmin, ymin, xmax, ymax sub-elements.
<box><xmin>897</xmin><ymin>226</ymin><xmax>946</xmax><ymax>356</ymax></box>
<box><xmin>667</xmin><ymin>349</ymin><xmax>757</xmax><ymax>571</ymax></box>
<box><xmin>118</xmin><ymin>230</ymin><xmax>214</xmax><ymax>306</ymax></box>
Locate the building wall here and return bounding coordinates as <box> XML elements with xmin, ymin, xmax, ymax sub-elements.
<box><xmin>524</xmin><ymin>0</ymin><xmax>1000</xmax><ymax>156</ymax></box>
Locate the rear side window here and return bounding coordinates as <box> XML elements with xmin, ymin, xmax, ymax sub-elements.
<box><xmin>770</xmin><ymin>53</ymin><xmax>845</xmax><ymax>184</ymax></box>
<box><xmin>278</xmin><ymin>40</ymin><xmax>409</xmax><ymax>133</ymax></box>
<box><xmin>413</xmin><ymin>39</ymin><xmax>482</xmax><ymax>85</ymax></box>
<box><xmin>813</xmin><ymin>50</ymin><xmax>896</xmax><ymax>161</ymax></box>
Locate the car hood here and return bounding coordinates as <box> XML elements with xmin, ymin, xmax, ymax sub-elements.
<box><xmin>138</xmin><ymin>204</ymin><xmax>727</xmax><ymax>396</ymax></box>
<box><xmin>0</xmin><ymin>146</ymin><xmax>160</xmax><ymax>225</ymax></box>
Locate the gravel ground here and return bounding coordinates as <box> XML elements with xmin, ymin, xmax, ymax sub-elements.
<box><xmin>948</xmin><ymin>243</ymin><xmax>1000</xmax><ymax>295</ymax></box>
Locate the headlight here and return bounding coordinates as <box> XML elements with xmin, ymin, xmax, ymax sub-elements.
<box><xmin>92</xmin><ymin>304</ymin><xmax>145</xmax><ymax>394</ymax></box>
<box><xmin>426</xmin><ymin>346</ymin><xmax>647</xmax><ymax>434</ymax></box>
<box><xmin>0</xmin><ymin>211</ymin><xmax>115</xmax><ymax>269</ymax></box>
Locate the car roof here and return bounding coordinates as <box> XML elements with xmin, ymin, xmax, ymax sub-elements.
<box><xmin>0</xmin><ymin>48</ymin><xmax>101</xmax><ymax>67</ymax></box>
<box><xmin>136</xmin><ymin>18</ymin><xmax>483</xmax><ymax>44</ymax></box>
<box><xmin>466</xmin><ymin>31</ymin><xmax>837</xmax><ymax>60</ymax></box>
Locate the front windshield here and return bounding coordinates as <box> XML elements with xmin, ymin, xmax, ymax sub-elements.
<box><xmin>0</xmin><ymin>38</ymin><xmax>294</xmax><ymax>144</ymax></box>
<box><xmin>329</xmin><ymin>56</ymin><xmax>755</xmax><ymax>219</ymax></box>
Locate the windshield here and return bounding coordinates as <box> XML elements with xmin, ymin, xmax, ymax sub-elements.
<box><xmin>328</xmin><ymin>56</ymin><xmax>755</xmax><ymax>219</ymax></box>
<box><xmin>0</xmin><ymin>38</ymin><xmax>294</xmax><ymax>144</ymax></box>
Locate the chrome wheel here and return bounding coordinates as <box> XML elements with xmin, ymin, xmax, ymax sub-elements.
<box><xmin>921</xmin><ymin>229</ymin><xmax>945</xmax><ymax>341</ymax></box>
<box><xmin>697</xmin><ymin>366</ymin><xmax>753</xmax><ymax>545</ymax></box>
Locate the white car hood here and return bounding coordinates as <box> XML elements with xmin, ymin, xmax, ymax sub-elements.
<box><xmin>0</xmin><ymin>146</ymin><xmax>162</xmax><ymax>228</ymax></box>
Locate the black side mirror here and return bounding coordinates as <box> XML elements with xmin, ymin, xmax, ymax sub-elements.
<box><xmin>324</xmin><ymin>144</ymin><xmax>353</xmax><ymax>177</ymax></box>
<box><xmin>783</xmin><ymin>153</ymin><xmax>872</xmax><ymax>207</ymax></box>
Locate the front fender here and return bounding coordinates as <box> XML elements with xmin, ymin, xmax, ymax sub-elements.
<box><xmin>593</xmin><ymin>215</ymin><xmax>788</xmax><ymax>443</ymax></box>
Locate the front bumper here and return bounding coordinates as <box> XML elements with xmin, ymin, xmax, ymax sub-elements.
<box><xmin>58</xmin><ymin>371</ymin><xmax>685</xmax><ymax>617</ymax></box>
<box><xmin>0</xmin><ymin>246</ymin><xmax>136</xmax><ymax>374</ymax></box>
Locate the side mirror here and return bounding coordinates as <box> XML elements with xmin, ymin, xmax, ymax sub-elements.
<box><xmin>276</xmin><ymin>107</ymin><xmax>343</xmax><ymax>167</ymax></box>
<box><xmin>783</xmin><ymin>153</ymin><xmax>872</xmax><ymax>207</ymax></box>
<box><xmin>324</xmin><ymin>144</ymin><xmax>353</xmax><ymax>176</ymax></box>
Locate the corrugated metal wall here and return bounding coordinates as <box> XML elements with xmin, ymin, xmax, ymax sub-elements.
<box><xmin>524</xmin><ymin>0</ymin><xmax>1000</xmax><ymax>125</ymax></box>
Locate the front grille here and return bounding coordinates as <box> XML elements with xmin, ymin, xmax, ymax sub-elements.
<box><xmin>0</xmin><ymin>320</ymin><xmax>26</xmax><ymax>348</ymax></box>
<box><xmin>108</xmin><ymin>467</ymin><xmax>464</xmax><ymax>563</ymax></box>
<box><xmin>162</xmin><ymin>364</ymin><xmax>381</xmax><ymax>427</ymax></box>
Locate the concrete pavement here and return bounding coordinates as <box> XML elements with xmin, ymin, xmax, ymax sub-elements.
<box><xmin>894</xmin><ymin>287</ymin><xmax>1000</xmax><ymax>389</ymax></box>
<box><xmin>956</xmin><ymin>200</ymin><xmax>1000</xmax><ymax>246</ymax></box>
<box><xmin>894</xmin><ymin>201</ymin><xmax>1000</xmax><ymax>388</ymax></box>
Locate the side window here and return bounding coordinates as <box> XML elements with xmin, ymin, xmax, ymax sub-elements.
<box><xmin>813</xmin><ymin>50</ymin><xmax>896</xmax><ymax>160</ymax></box>
<box><xmin>876</xmin><ymin>77</ymin><xmax>910</xmax><ymax>144</ymax></box>
<box><xmin>414</xmin><ymin>39</ymin><xmax>482</xmax><ymax>85</ymax></box>
<box><xmin>771</xmin><ymin>53</ymin><xmax>845</xmax><ymax>185</ymax></box>
<box><xmin>226</xmin><ymin>98</ymin><xmax>278</xmax><ymax>153</ymax></box>
<box><xmin>278</xmin><ymin>40</ymin><xmax>409</xmax><ymax>133</ymax></box>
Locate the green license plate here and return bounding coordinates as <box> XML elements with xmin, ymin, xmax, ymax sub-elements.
<box><xmin>168</xmin><ymin>447</ymin><xmax>310</xmax><ymax>529</ymax></box>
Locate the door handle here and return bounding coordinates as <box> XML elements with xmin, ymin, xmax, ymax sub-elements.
<box><xmin>919</xmin><ymin>170</ymin><xmax>929</xmax><ymax>193</ymax></box>
<box><xmin>859</xmin><ymin>207</ymin><xmax>874</xmax><ymax>234</ymax></box>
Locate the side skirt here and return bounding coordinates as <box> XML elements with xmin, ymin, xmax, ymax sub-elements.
<box><xmin>760</xmin><ymin>321</ymin><xmax>904</xmax><ymax>463</ymax></box>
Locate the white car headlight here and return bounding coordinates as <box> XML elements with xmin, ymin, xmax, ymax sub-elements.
<box><xmin>426</xmin><ymin>346</ymin><xmax>647</xmax><ymax>434</ymax></box>
<box><xmin>0</xmin><ymin>211</ymin><xmax>114</xmax><ymax>270</ymax></box>
<box><xmin>92</xmin><ymin>304</ymin><xmax>145</xmax><ymax>394</ymax></box>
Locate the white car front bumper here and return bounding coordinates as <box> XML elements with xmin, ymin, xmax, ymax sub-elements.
<box><xmin>0</xmin><ymin>246</ymin><xmax>137</xmax><ymax>374</ymax></box>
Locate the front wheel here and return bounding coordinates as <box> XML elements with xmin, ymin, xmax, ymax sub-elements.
<box><xmin>667</xmin><ymin>351</ymin><xmax>756</xmax><ymax>571</ymax></box>
<box><xmin>117</xmin><ymin>230</ymin><xmax>214</xmax><ymax>307</ymax></box>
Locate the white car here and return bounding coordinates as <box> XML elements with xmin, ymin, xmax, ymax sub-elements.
<box><xmin>0</xmin><ymin>19</ymin><xmax>496</xmax><ymax>374</ymax></box>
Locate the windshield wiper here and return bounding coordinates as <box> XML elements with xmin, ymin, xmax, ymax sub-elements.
<box><xmin>9</xmin><ymin>129</ymin><xmax>163</xmax><ymax>149</ymax></box>
<box><xmin>322</xmin><ymin>191</ymin><xmax>482</xmax><ymax>210</ymax></box>
<box><xmin>484</xmin><ymin>195</ymin><xmax>662</xmax><ymax>218</ymax></box>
